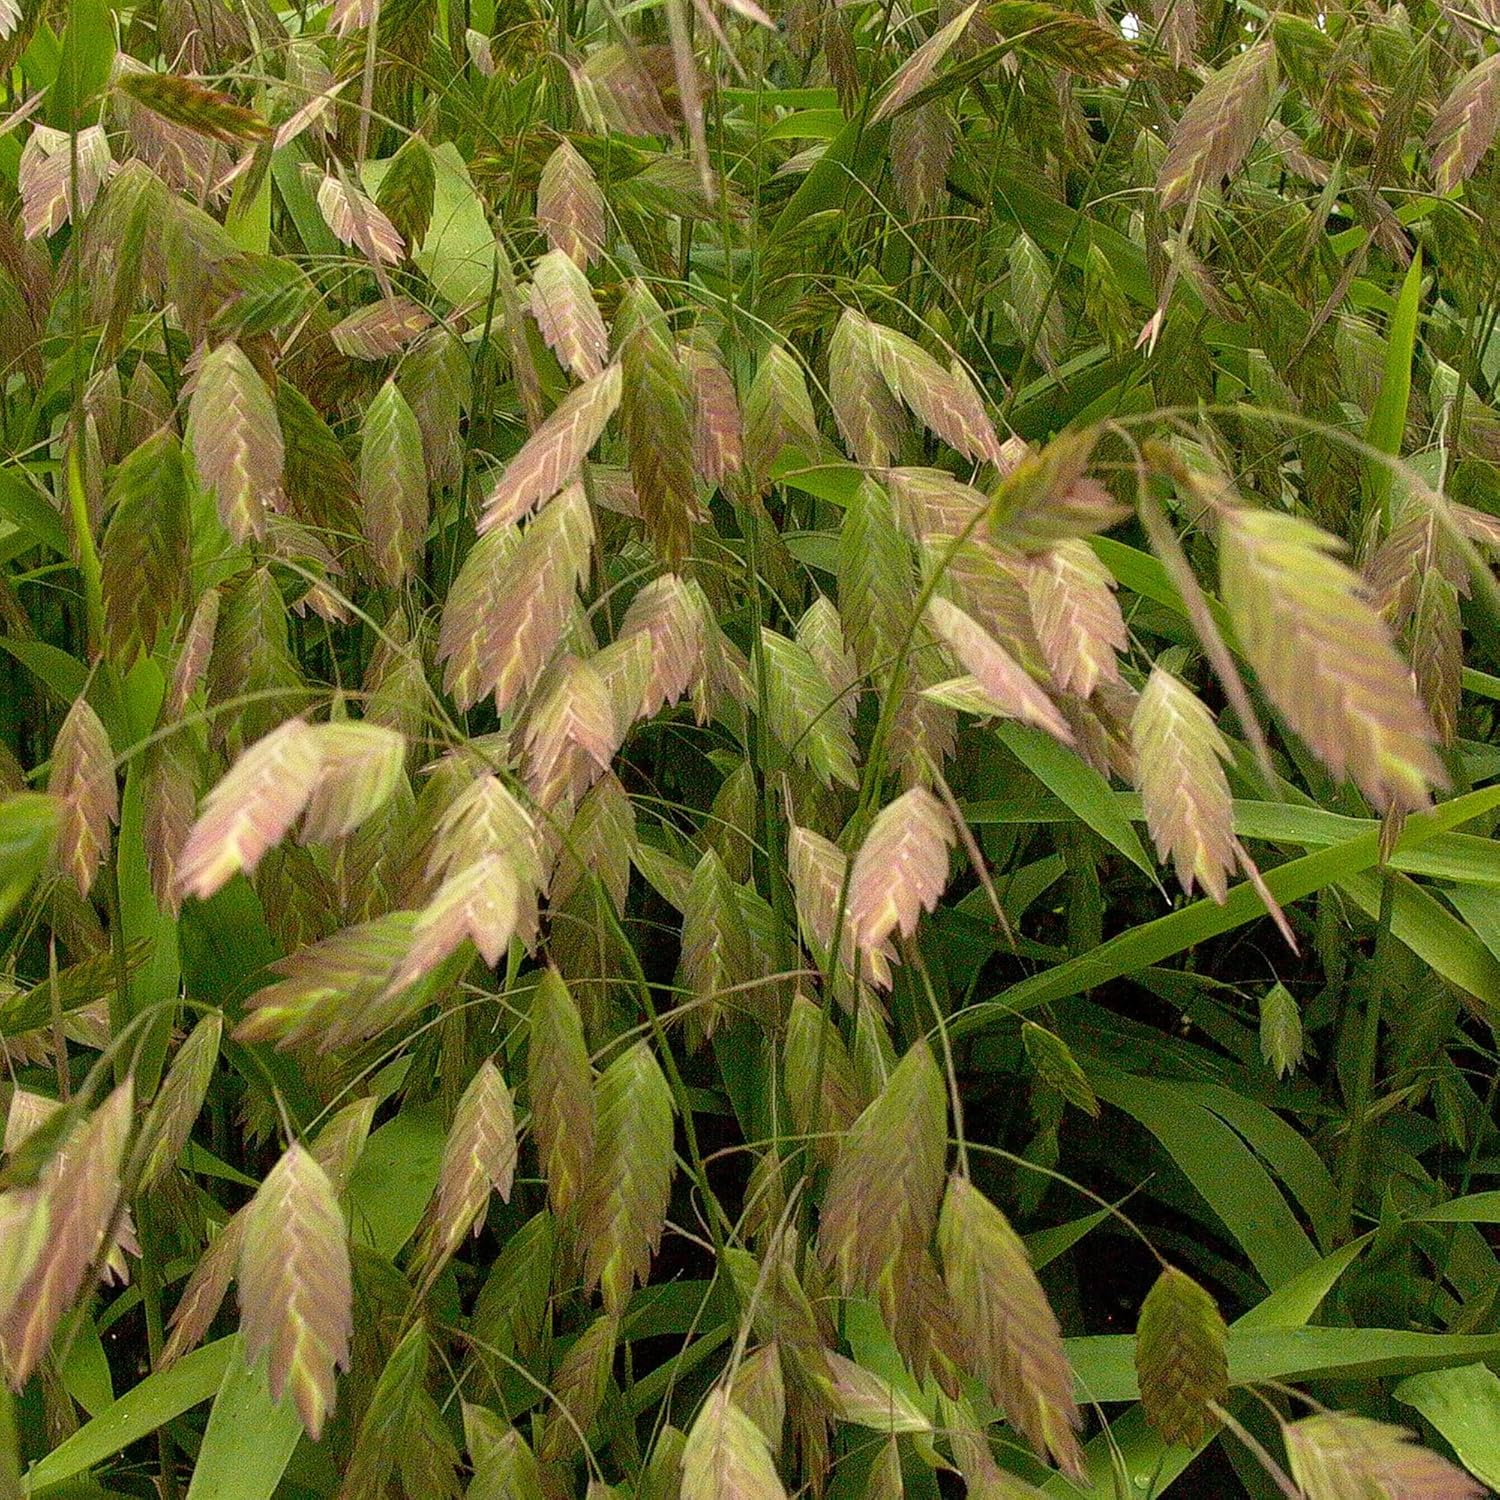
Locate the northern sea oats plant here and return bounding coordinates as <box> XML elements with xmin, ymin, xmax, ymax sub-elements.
<box><xmin>2</xmin><ymin>0</ymin><xmax>1500</xmax><ymax>1496</ymax></box>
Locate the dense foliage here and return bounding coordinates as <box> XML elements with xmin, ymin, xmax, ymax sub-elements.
<box><xmin>3</xmin><ymin>0</ymin><xmax>1500</xmax><ymax>1495</ymax></box>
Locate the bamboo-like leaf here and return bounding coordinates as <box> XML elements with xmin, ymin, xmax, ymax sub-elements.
<box><xmin>1024</xmin><ymin>539</ymin><xmax>1126</xmax><ymax>698</ymax></box>
<box><xmin>237</xmin><ymin>1141</ymin><xmax>352</xmax><ymax>1439</ymax></box>
<box><xmin>818</xmin><ymin>1041</ymin><xmax>946</xmax><ymax>1328</ymax></box>
<box><xmin>925</xmin><ymin>596</ymin><xmax>1072</xmax><ymax>742</ymax></box>
<box><xmin>531</xmin><ymin>248</ymin><xmax>608</xmax><ymax>381</ymax></box>
<box><xmin>759</xmin><ymin>629</ymin><xmax>859</xmax><ymax>789</ymax></box>
<box><xmin>49</xmin><ymin>697</ymin><xmax>117</xmax><ymax>898</ymax></box>
<box><xmin>175</xmin><ymin>719</ymin><xmax>321</xmax><ymax>902</ymax></box>
<box><xmin>527</xmin><ymin>968</ymin><xmax>595</xmax><ymax>1217</ymax></box>
<box><xmin>1134</xmin><ymin>1265</ymin><xmax>1227</xmax><ymax>1446</ymax></box>
<box><xmin>1157</xmin><ymin>42</ymin><xmax>1275</xmax><ymax>210</ymax></box>
<box><xmin>1427</xmin><ymin>54</ymin><xmax>1500</xmax><ymax>197</ymax></box>
<box><xmin>682</xmin><ymin>1388</ymin><xmax>789</xmax><ymax>1500</ymax></box>
<box><xmin>1131</xmin><ymin>666</ymin><xmax>1235</xmax><ymax>902</ymax></box>
<box><xmin>186</xmin><ymin>340</ymin><xmax>284</xmax><ymax>544</ymax></box>
<box><xmin>537</xmin><ymin>139</ymin><xmax>606</xmax><ymax>268</ymax></box>
<box><xmin>442</xmin><ymin>482</ymin><xmax>595</xmax><ymax>712</ymax></box>
<box><xmin>135</xmin><ymin>1013</ymin><xmax>223</xmax><ymax>1190</ymax></box>
<box><xmin>847</xmin><ymin>788</ymin><xmax>954</xmax><ymax>957</ymax></box>
<box><xmin>1283</xmin><ymin>1413</ymin><xmax>1483</xmax><ymax>1500</ymax></box>
<box><xmin>937</xmin><ymin>1173</ymin><xmax>1083</xmax><ymax>1477</ymax></box>
<box><xmin>115</xmin><ymin>71</ymin><xmax>271</xmax><ymax>143</ymax></box>
<box><xmin>617</xmin><ymin>282</ymin><xmax>701</xmax><ymax>567</ymax></box>
<box><xmin>0</xmin><ymin>1081</ymin><xmax>133</xmax><ymax>1390</ymax></box>
<box><xmin>580</xmin><ymin>1039</ymin><xmax>676</xmax><ymax>1313</ymax></box>
<box><xmin>360</xmin><ymin>378</ymin><xmax>428</xmax><ymax>588</ymax></box>
<box><xmin>479</xmin><ymin>366</ymin><xmax>621</xmax><ymax>532</ymax></box>
<box><xmin>428</xmin><ymin>1060</ymin><xmax>517</xmax><ymax>1257</ymax></box>
<box><xmin>101</xmin><ymin>429</ymin><xmax>190</xmax><ymax>664</ymax></box>
<box><xmin>1219</xmin><ymin>506</ymin><xmax>1444</xmax><ymax>812</ymax></box>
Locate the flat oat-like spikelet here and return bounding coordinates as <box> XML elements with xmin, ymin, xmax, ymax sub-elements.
<box><xmin>314</xmin><ymin>170</ymin><xmax>404</xmax><ymax>264</ymax></box>
<box><xmin>617</xmin><ymin>281</ymin><xmax>701</xmax><ymax>566</ymax></box>
<box><xmin>828</xmin><ymin>310</ymin><xmax>906</xmax><ymax>468</ymax></box>
<box><xmin>19</xmin><ymin>125</ymin><xmax>112</xmax><ymax>239</ymax></box>
<box><xmin>1218</xmin><ymin>506</ymin><xmax>1444</xmax><ymax>811</ymax></box>
<box><xmin>100</xmin><ymin>429</ymin><xmax>190</xmax><ymax>664</ymax></box>
<box><xmin>1131</xmin><ymin>666</ymin><xmax>1235</xmax><ymax>902</ymax></box>
<box><xmin>441</xmin><ymin>481</ymin><xmax>594</xmax><ymax>713</ymax></box>
<box><xmin>541</xmin><ymin>1311</ymin><xmax>618</xmax><ymax>1461</ymax></box>
<box><xmin>359</xmin><ymin>378</ymin><xmax>428</xmax><ymax>589</ymax></box>
<box><xmin>527</xmin><ymin>967</ymin><xmax>596</xmax><ymax>1217</ymax></box>
<box><xmin>1157</xmin><ymin>41</ymin><xmax>1275</xmax><ymax>211</ymax></box>
<box><xmin>937</xmin><ymin>1174</ymin><xmax>1083</xmax><ymax>1478</ymax></box>
<box><xmin>818</xmin><ymin>1041</ymin><xmax>946</xmax><ymax>1326</ymax></box>
<box><xmin>925</xmin><ymin>595</ymin><xmax>1073</xmax><ymax>743</ymax></box>
<box><xmin>743</xmin><ymin>345</ymin><xmax>820</xmax><ymax>490</ymax></box>
<box><xmin>427</xmin><ymin>1060</ymin><xmax>517</xmax><ymax>1258</ymax></box>
<box><xmin>530</xmin><ymin>248</ymin><xmax>608</xmax><ymax>381</ymax></box>
<box><xmin>0</xmin><ymin>1080</ymin><xmax>133</xmax><ymax>1389</ymax></box>
<box><xmin>174</xmin><ymin>720</ymin><xmax>319</xmax><ymax>902</ymax></box>
<box><xmin>1023</xmin><ymin>539</ymin><xmax>1126</xmax><ymax>698</ymax></box>
<box><xmin>678</xmin><ymin>847</ymin><xmax>756</xmax><ymax>1038</ymax></box>
<box><xmin>49</xmin><ymin>697</ymin><xmax>118</xmax><ymax>898</ymax></box>
<box><xmin>784</xmin><ymin>993</ymin><xmax>862</xmax><ymax>1163</ymax></box>
<box><xmin>681</xmin><ymin>342</ymin><xmax>743</xmax><ymax>484</ymax></box>
<box><xmin>1134</xmin><ymin>1265</ymin><xmax>1227</xmax><ymax>1446</ymax></box>
<box><xmin>682</xmin><ymin>1388</ymin><xmax>789</xmax><ymax>1500</ymax></box>
<box><xmin>758</xmin><ymin>628</ymin><xmax>860</xmax><ymax>789</ymax></box>
<box><xmin>1282</xmin><ymin>1413</ymin><xmax>1483</xmax><ymax>1500</ymax></box>
<box><xmin>331</xmin><ymin>296</ymin><xmax>433</xmax><ymax>361</ymax></box>
<box><xmin>787</xmin><ymin>825</ymin><xmax>894</xmax><ymax>991</ymax></box>
<box><xmin>297</xmin><ymin>722</ymin><xmax>406</xmax><ymax>846</ymax></box>
<box><xmin>134</xmin><ymin>1013</ymin><xmax>223</xmax><ymax>1190</ymax></box>
<box><xmin>580</xmin><ymin>1039</ymin><xmax>675</xmax><ymax>1313</ymax></box>
<box><xmin>480</xmin><ymin>365</ymin><xmax>621</xmax><ymax>532</ymax></box>
<box><xmin>537</xmin><ymin>139</ymin><xmax>606</xmax><ymax>268</ymax></box>
<box><xmin>238</xmin><ymin>1141</ymin><xmax>352</xmax><ymax>1439</ymax></box>
<box><xmin>522</xmin><ymin>654</ymin><xmax>617</xmax><ymax>812</ymax></box>
<box><xmin>1427</xmin><ymin>54</ymin><xmax>1500</xmax><ymax>196</ymax></box>
<box><xmin>847</xmin><ymin>787</ymin><xmax>955</xmax><ymax>958</ymax></box>
<box><xmin>392</xmin><ymin>851</ymin><xmax>523</xmax><ymax>990</ymax></box>
<box><xmin>870</xmin><ymin>4</ymin><xmax>977</xmax><ymax>125</ymax></box>
<box><xmin>619</xmin><ymin>573</ymin><xmax>706</xmax><ymax>717</ymax></box>
<box><xmin>162</xmin><ymin>1207</ymin><xmax>246</xmax><ymax>1366</ymax></box>
<box><xmin>186</xmin><ymin>339</ymin><xmax>284</xmax><ymax>544</ymax></box>
<box><xmin>861</xmin><ymin>315</ymin><xmax>1003</xmax><ymax>465</ymax></box>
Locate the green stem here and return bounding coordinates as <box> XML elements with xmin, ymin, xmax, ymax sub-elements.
<box><xmin>1335</xmin><ymin>872</ymin><xmax>1395</xmax><ymax>1241</ymax></box>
